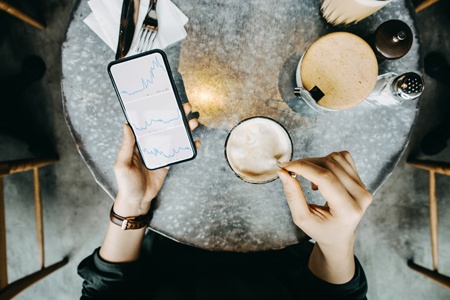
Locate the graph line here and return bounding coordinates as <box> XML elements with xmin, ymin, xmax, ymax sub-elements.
<box><xmin>143</xmin><ymin>146</ymin><xmax>191</xmax><ymax>158</ymax></box>
<box><xmin>120</xmin><ymin>56</ymin><xmax>167</xmax><ymax>96</ymax></box>
<box><xmin>131</xmin><ymin>109</ymin><xmax>180</xmax><ymax>131</ymax></box>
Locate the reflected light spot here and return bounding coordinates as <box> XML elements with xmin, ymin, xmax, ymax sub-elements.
<box><xmin>186</xmin><ymin>81</ymin><xmax>226</xmax><ymax>116</ymax></box>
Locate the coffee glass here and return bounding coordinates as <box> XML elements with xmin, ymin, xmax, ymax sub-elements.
<box><xmin>224</xmin><ymin>116</ymin><xmax>293</xmax><ymax>184</ymax></box>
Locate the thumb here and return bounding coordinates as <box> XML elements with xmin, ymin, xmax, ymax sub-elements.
<box><xmin>116</xmin><ymin>124</ymin><xmax>136</xmax><ymax>167</ymax></box>
<box><xmin>278</xmin><ymin>170</ymin><xmax>310</xmax><ymax>226</ymax></box>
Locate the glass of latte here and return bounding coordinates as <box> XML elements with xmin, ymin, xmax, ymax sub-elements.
<box><xmin>224</xmin><ymin>117</ymin><xmax>293</xmax><ymax>184</ymax></box>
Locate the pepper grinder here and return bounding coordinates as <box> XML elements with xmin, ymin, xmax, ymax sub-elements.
<box><xmin>365</xmin><ymin>19</ymin><xmax>413</xmax><ymax>61</ymax></box>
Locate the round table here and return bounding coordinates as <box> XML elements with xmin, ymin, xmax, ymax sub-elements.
<box><xmin>62</xmin><ymin>0</ymin><xmax>421</xmax><ymax>252</ymax></box>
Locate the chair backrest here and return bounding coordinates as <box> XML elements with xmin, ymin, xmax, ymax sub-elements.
<box><xmin>416</xmin><ymin>0</ymin><xmax>440</xmax><ymax>12</ymax></box>
<box><xmin>0</xmin><ymin>0</ymin><xmax>45</xmax><ymax>29</ymax></box>
<box><xmin>407</xmin><ymin>158</ymin><xmax>450</xmax><ymax>289</ymax></box>
<box><xmin>408</xmin><ymin>159</ymin><xmax>450</xmax><ymax>175</ymax></box>
<box><xmin>0</xmin><ymin>157</ymin><xmax>68</xmax><ymax>299</ymax></box>
<box><xmin>0</xmin><ymin>157</ymin><xmax>58</xmax><ymax>176</ymax></box>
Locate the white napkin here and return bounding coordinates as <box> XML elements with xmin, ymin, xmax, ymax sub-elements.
<box><xmin>83</xmin><ymin>0</ymin><xmax>188</xmax><ymax>56</ymax></box>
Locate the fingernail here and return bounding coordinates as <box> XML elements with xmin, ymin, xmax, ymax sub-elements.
<box><xmin>277</xmin><ymin>171</ymin><xmax>287</xmax><ymax>183</ymax></box>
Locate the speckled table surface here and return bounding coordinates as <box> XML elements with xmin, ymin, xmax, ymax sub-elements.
<box><xmin>62</xmin><ymin>0</ymin><xmax>421</xmax><ymax>252</ymax></box>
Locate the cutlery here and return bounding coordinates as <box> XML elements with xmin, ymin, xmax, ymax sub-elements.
<box><xmin>135</xmin><ymin>0</ymin><xmax>158</xmax><ymax>52</ymax></box>
<box><xmin>115</xmin><ymin>0</ymin><xmax>140</xmax><ymax>60</ymax></box>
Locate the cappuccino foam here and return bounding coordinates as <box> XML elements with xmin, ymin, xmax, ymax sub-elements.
<box><xmin>225</xmin><ymin>117</ymin><xmax>292</xmax><ymax>183</ymax></box>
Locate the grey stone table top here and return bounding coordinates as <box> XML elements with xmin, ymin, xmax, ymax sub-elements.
<box><xmin>62</xmin><ymin>0</ymin><xmax>421</xmax><ymax>252</ymax></box>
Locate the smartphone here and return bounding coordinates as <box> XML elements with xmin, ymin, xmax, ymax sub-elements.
<box><xmin>108</xmin><ymin>49</ymin><xmax>197</xmax><ymax>170</ymax></box>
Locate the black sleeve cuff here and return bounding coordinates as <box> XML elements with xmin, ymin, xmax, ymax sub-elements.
<box><xmin>78</xmin><ymin>248</ymin><xmax>144</xmax><ymax>299</ymax></box>
<box><xmin>304</xmin><ymin>256</ymin><xmax>368</xmax><ymax>300</ymax></box>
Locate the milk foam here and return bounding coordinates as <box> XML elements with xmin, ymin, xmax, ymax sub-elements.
<box><xmin>226</xmin><ymin>118</ymin><xmax>292</xmax><ymax>183</ymax></box>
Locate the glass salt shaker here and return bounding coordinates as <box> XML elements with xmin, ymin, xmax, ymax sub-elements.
<box><xmin>365</xmin><ymin>72</ymin><xmax>424</xmax><ymax>106</ymax></box>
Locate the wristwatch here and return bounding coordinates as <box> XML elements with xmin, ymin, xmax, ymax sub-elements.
<box><xmin>109</xmin><ymin>205</ymin><xmax>153</xmax><ymax>230</ymax></box>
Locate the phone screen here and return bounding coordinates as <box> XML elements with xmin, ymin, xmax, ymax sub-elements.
<box><xmin>108</xmin><ymin>50</ymin><xmax>196</xmax><ymax>170</ymax></box>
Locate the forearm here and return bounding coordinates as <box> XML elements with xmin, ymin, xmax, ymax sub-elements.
<box><xmin>99</xmin><ymin>222</ymin><xmax>146</xmax><ymax>263</ymax></box>
<box><xmin>308</xmin><ymin>237</ymin><xmax>356</xmax><ymax>284</ymax></box>
<box><xmin>99</xmin><ymin>201</ymin><xmax>148</xmax><ymax>263</ymax></box>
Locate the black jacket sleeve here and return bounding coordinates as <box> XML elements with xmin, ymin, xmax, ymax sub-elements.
<box><xmin>77</xmin><ymin>237</ymin><xmax>368</xmax><ymax>300</ymax></box>
<box><xmin>279</xmin><ymin>241</ymin><xmax>367</xmax><ymax>300</ymax></box>
<box><xmin>78</xmin><ymin>248</ymin><xmax>146</xmax><ymax>300</ymax></box>
<box><xmin>302</xmin><ymin>256</ymin><xmax>368</xmax><ymax>300</ymax></box>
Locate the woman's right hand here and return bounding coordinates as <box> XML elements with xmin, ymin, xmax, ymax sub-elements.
<box><xmin>277</xmin><ymin>151</ymin><xmax>372</xmax><ymax>251</ymax></box>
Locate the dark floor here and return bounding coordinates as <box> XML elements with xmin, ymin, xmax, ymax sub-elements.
<box><xmin>1</xmin><ymin>0</ymin><xmax>450</xmax><ymax>299</ymax></box>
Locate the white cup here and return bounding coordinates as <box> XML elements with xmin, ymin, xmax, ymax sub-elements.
<box><xmin>224</xmin><ymin>117</ymin><xmax>293</xmax><ymax>184</ymax></box>
<box><xmin>321</xmin><ymin>0</ymin><xmax>394</xmax><ymax>26</ymax></box>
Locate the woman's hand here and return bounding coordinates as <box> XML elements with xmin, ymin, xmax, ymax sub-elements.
<box><xmin>113</xmin><ymin>103</ymin><xmax>201</xmax><ymax>217</ymax></box>
<box><xmin>278</xmin><ymin>151</ymin><xmax>372</xmax><ymax>284</ymax></box>
<box><xmin>100</xmin><ymin>103</ymin><xmax>199</xmax><ymax>263</ymax></box>
<box><xmin>278</xmin><ymin>151</ymin><xmax>372</xmax><ymax>251</ymax></box>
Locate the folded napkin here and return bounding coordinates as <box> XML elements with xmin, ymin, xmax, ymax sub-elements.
<box><xmin>83</xmin><ymin>0</ymin><xmax>188</xmax><ymax>56</ymax></box>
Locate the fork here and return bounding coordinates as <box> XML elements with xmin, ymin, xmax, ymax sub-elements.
<box><xmin>135</xmin><ymin>0</ymin><xmax>158</xmax><ymax>52</ymax></box>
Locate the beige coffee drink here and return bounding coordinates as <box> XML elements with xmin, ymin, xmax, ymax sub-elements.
<box><xmin>300</xmin><ymin>32</ymin><xmax>378</xmax><ymax>110</ymax></box>
<box><xmin>225</xmin><ymin>117</ymin><xmax>293</xmax><ymax>183</ymax></box>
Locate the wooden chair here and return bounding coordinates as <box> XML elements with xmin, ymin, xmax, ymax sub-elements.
<box><xmin>0</xmin><ymin>0</ymin><xmax>45</xmax><ymax>30</ymax></box>
<box><xmin>0</xmin><ymin>157</ymin><xmax>68</xmax><ymax>300</ymax></box>
<box><xmin>415</xmin><ymin>0</ymin><xmax>440</xmax><ymax>12</ymax></box>
<box><xmin>407</xmin><ymin>159</ymin><xmax>450</xmax><ymax>289</ymax></box>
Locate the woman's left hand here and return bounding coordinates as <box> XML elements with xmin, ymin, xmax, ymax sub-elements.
<box><xmin>113</xmin><ymin>103</ymin><xmax>201</xmax><ymax>217</ymax></box>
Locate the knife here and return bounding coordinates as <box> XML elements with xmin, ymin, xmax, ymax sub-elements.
<box><xmin>115</xmin><ymin>0</ymin><xmax>140</xmax><ymax>60</ymax></box>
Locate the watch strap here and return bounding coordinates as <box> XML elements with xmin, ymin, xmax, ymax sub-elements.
<box><xmin>109</xmin><ymin>205</ymin><xmax>153</xmax><ymax>230</ymax></box>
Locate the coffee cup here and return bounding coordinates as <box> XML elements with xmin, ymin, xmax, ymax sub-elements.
<box><xmin>321</xmin><ymin>0</ymin><xmax>394</xmax><ymax>26</ymax></box>
<box><xmin>224</xmin><ymin>116</ymin><xmax>293</xmax><ymax>184</ymax></box>
<box><xmin>294</xmin><ymin>32</ymin><xmax>378</xmax><ymax>113</ymax></box>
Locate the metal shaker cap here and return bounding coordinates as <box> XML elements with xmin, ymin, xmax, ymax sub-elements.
<box><xmin>391</xmin><ymin>72</ymin><xmax>424</xmax><ymax>100</ymax></box>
